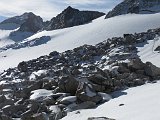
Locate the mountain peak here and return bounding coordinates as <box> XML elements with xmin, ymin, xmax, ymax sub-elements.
<box><xmin>63</xmin><ymin>6</ymin><xmax>79</xmax><ymax>13</ymax></box>
<box><xmin>18</xmin><ymin>13</ymin><xmax>43</xmax><ymax>33</ymax></box>
<box><xmin>45</xmin><ymin>7</ymin><xmax>105</xmax><ymax>30</ymax></box>
<box><xmin>22</xmin><ymin>12</ymin><xmax>35</xmax><ymax>16</ymax></box>
<box><xmin>66</xmin><ymin>6</ymin><xmax>74</xmax><ymax>10</ymax></box>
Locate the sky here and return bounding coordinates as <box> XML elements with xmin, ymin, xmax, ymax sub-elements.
<box><xmin>0</xmin><ymin>0</ymin><xmax>123</xmax><ymax>21</ymax></box>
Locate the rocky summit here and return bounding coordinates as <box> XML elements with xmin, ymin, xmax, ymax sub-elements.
<box><xmin>0</xmin><ymin>12</ymin><xmax>43</xmax><ymax>30</ymax></box>
<box><xmin>45</xmin><ymin>6</ymin><xmax>105</xmax><ymax>30</ymax></box>
<box><xmin>105</xmin><ymin>0</ymin><xmax>160</xmax><ymax>18</ymax></box>
<box><xmin>18</xmin><ymin>12</ymin><xmax>44</xmax><ymax>33</ymax></box>
<box><xmin>0</xmin><ymin>27</ymin><xmax>160</xmax><ymax>119</ymax></box>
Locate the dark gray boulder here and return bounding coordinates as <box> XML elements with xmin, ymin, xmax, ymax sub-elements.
<box><xmin>144</xmin><ymin>62</ymin><xmax>160</xmax><ymax>77</ymax></box>
<box><xmin>58</xmin><ymin>75</ymin><xmax>79</xmax><ymax>95</ymax></box>
<box><xmin>76</xmin><ymin>82</ymin><xmax>102</xmax><ymax>104</ymax></box>
<box><xmin>17</xmin><ymin>61</ymin><xmax>28</xmax><ymax>72</ymax></box>
<box><xmin>128</xmin><ymin>58</ymin><xmax>145</xmax><ymax>71</ymax></box>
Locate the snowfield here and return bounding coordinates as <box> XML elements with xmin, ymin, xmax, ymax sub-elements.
<box><xmin>0</xmin><ymin>13</ymin><xmax>160</xmax><ymax>72</ymax></box>
<box><xmin>137</xmin><ymin>36</ymin><xmax>160</xmax><ymax>67</ymax></box>
<box><xmin>62</xmin><ymin>81</ymin><xmax>160</xmax><ymax>120</ymax></box>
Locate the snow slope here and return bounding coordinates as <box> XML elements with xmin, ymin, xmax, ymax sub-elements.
<box><xmin>0</xmin><ymin>13</ymin><xmax>160</xmax><ymax>72</ymax></box>
<box><xmin>137</xmin><ymin>36</ymin><xmax>160</xmax><ymax>67</ymax></box>
<box><xmin>62</xmin><ymin>81</ymin><xmax>160</xmax><ymax>120</ymax></box>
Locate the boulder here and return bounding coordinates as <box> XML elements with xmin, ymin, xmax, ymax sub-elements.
<box><xmin>49</xmin><ymin>51</ymin><xmax>59</xmax><ymax>57</ymax></box>
<box><xmin>117</xmin><ymin>64</ymin><xmax>130</xmax><ymax>73</ymax></box>
<box><xmin>123</xmin><ymin>34</ymin><xmax>136</xmax><ymax>44</ymax></box>
<box><xmin>133</xmin><ymin>79</ymin><xmax>145</xmax><ymax>86</ymax></box>
<box><xmin>92</xmin><ymin>83</ymin><xmax>106</xmax><ymax>92</ymax></box>
<box><xmin>76</xmin><ymin>82</ymin><xmax>102</xmax><ymax>104</ymax></box>
<box><xmin>17</xmin><ymin>61</ymin><xmax>28</xmax><ymax>72</ymax></box>
<box><xmin>88</xmin><ymin>74</ymin><xmax>107</xmax><ymax>85</ymax></box>
<box><xmin>88</xmin><ymin>72</ymin><xmax>112</xmax><ymax>86</ymax></box>
<box><xmin>128</xmin><ymin>58</ymin><xmax>145</xmax><ymax>71</ymax></box>
<box><xmin>144</xmin><ymin>62</ymin><xmax>160</xmax><ymax>77</ymax></box>
<box><xmin>58</xmin><ymin>75</ymin><xmax>79</xmax><ymax>95</ymax></box>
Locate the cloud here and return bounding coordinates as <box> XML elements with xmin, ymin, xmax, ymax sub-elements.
<box><xmin>0</xmin><ymin>0</ymin><xmax>122</xmax><ymax>21</ymax></box>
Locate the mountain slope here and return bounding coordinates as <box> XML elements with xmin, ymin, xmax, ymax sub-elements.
<box><xmin>0</xmin><ymin>13</ymin><xmax>160</xmax><ymax>72</ymax></box>
<box><xmin>105</xmin><ymin>0</ymin><xmax>160</xmax><ymax>18</ymax></box>
<box><xmin>1</xmin><ymin>24</ymin><xmax>160</xmax><ymax>120</ymax></box>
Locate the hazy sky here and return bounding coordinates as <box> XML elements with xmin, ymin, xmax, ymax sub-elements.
<box><xmin>0</xmin><ymin>0</ymin><xmax>123</xmax><ymax>21</ymax></box>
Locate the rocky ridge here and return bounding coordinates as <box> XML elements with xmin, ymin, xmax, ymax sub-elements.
<box><xmin>105</xmin><ymin>0</ymin><xmax>160</xmax><ymax>18</ymax></box>
<box><xmin>0</xmin><ymin>27</ymin><xmax>160</xmax><ymax>119</ymax></box>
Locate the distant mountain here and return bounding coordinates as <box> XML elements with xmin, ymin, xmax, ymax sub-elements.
<box><xmin>105</xmin><ymin>0</ymin><xmax>160</xmax><ymax>18</ymax></box>
<box><xmin>45</xmin><ymin>6</ymin><xmax>105</xmax><ymax>30</ymax></box>
<box><xmin>0</xmin><ymin>7</ymin><xmax>105</xmax><ymax>32</ymax></box>
<box><xmin>0</xmin><ymin>7</ymin><xmax>105</xmax><ymax>42</ymax></box>
<box><xmin>18</xmin><ymin>12</ymin><xmax>43</xmax><ymax>33</ymax></box>
<box><xmin>8</xmin><ymin>12</ymin><xmax>44</xmax><ymax>42</ymax></box>
<box><xmin>0</xmin><ymin>12</ymin><xmax>42</xmax><ymax>30</ymax></box>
